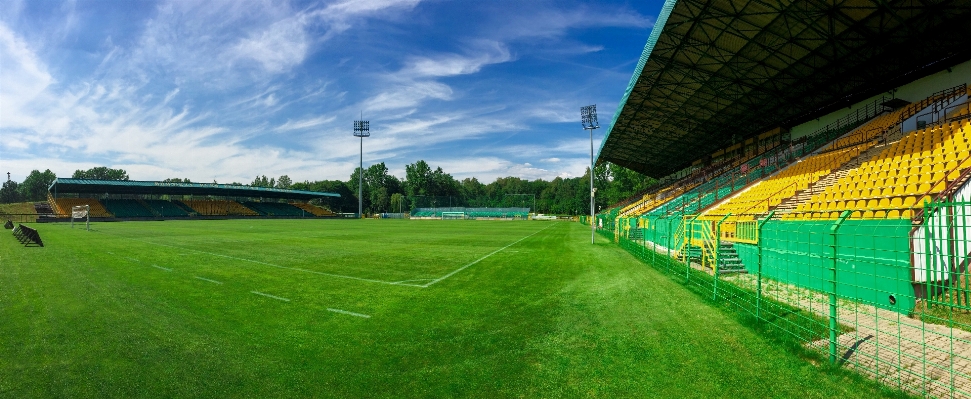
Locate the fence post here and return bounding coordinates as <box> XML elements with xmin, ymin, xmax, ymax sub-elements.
<box><xmin>687</xmin><ymin>215</ymin><xmax>699</xmax><ymax>282</ymax></box>
<box><xmin>666</xmin><ymin>217</ymin><xmax>673</xmax><ymax>260</ymax></box>
<box><xmin>714</xmin><ymin>213</ymin><xmax>731</xmax><ymax>301</ymax></box>
<box><xmin>828</xmin><ymin>210</ymin><xmax>852</xmax><ymax>364</ymax></box>
<box><xmin>756</xmin><ymin>211</ymin><xmax>775</xmax><ymax>321</ymax></box>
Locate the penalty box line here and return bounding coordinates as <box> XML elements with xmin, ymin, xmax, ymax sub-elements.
<box><xmin>422</xmin><ymin>223</ymin><xmax>557</xmax><ymax>288</ymax></box>
<box><xmin>111</xmin><ymin>235</ymin><xmax>408</xmax><ymax>288</ymax></box>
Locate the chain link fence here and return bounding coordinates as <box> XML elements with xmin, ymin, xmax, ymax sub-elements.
<box><xmin>612</xmin><ymin>201</ymin><xmax>971</xmax><ymax>398</ymax></box>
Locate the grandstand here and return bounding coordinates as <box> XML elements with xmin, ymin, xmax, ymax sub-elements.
<box><xmin>43</xmin><ymin>179</ymin><xmax>341</xmax><ymax>220</ymax></box>
<box><xmin>591</xmin><ymin>2</ymin><xmax>971</xmax><ymax>397</ymax></box>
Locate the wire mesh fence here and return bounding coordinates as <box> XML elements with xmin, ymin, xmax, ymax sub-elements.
<box><xmin>613</xmin><ymin>201</ymin><xmax>971</xmax><ymax>398</ymax></box>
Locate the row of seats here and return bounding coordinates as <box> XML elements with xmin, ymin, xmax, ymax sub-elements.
<box><xmin>141</xmin><ymin>199</ymin><xmax>190</xmax><ymax>217</ymax></box>
<box><xmin>102</xmin><ymin>199</ymin><xmax>155</xmax><ymax>218</ymax></box>
<box><xmin>291</xmin><ymin>203</ymin><xmax>336</xmax><ymax>216</ymax></box>
<box><xmin>792</xmin><ymin>118</ymin><xmax>971</xmax><ymax>219</ymax></box>
<box><xmin>51</xmin><ymin>198</ymin><xmax>113</xmax><ymax>218</ymax></box>
<box><xmin>181</xmin><ymin>200</ymin><xmax>260</xmax><ymax>216</ymax></box>
<box><xmin>702</xmin><ymin>143</ymin><xmax>872</xmax><ymax>220</ymax></box>
<box><xmin>620</xmin><ymin>183</ymin><xmax>698</xmax><ymax>217</ymax></box>
<box><xmin>241</xmin><ymin>202</ymin><xmax>304</xmax><ymax>216</ymax></box>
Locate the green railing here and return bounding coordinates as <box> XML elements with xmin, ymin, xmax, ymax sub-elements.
<box><xmin>611</xmin><ymin>201</ymin><xmax>971</xmax><ymax>399</ymax></box>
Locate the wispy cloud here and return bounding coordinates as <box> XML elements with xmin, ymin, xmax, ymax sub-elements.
<box><xmin>0</xmin><ymin>0</ymin><xmax>655</xmax><ymax>183</ymax></box>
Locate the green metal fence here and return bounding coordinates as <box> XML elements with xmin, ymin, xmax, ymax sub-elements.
<box><xmin>613</xmin><ymin>201</ymin><xmax>971</xmax><ymax>398</ymax></box>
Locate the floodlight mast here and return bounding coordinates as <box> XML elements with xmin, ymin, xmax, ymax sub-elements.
<box><xmin>581</xmin><ymin>105</ymin><xmax>599</xmax><ymax>244</ymax></box>
<box><xmin>353</xmin><ymin>115</ymin><xmax>370</xmax><ymax>219</ymax></box>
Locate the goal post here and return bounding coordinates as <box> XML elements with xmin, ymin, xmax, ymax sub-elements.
<box><xmin>71</xmin><ymin>205</ymin><xmax>90</xmax><ymax>230</ymax></box>
<box><xmin>441</xmin><ymin>211</ymin><xmax>466</xmax><ymax>220</ymax></box>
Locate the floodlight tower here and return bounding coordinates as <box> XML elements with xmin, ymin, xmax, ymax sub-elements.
<box><xmin>581</xmin><ymin>105</ymin><xmax>599</xmax><ymax>244</ymax></box>
<box><xmin>353</xmin><ymin>115</ymin><xmax>370</xmax><ymax>219</ymax></box>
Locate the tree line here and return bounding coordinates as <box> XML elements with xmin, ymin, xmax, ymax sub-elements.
<box><xmin>1</xmin><ymin>162</ymin><xmax>656</xmax><ymax>215</ymax></box>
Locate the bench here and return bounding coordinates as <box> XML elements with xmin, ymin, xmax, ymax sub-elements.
<box><xmin>12</xmin><ymin>224</ymin><xmax>43</xmax><ymax>247</ymax></box>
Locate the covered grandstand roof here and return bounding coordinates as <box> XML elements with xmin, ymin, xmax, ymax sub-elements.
<box><xmin>598</xmin><ymin>0</ymin><xmax>971</xmax><ymax>178</ymax></box>
<box><xmin>49</xmin><ymin>178</ymin><xmax>340</xmax><ymax>200</ymax></box>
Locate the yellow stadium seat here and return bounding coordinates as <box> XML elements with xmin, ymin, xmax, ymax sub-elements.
<box><xmin>866</xmin><ymin>199</ymin><xmax>877</xmax><ymax>209</ymax></box>
<box><xmin>892</xmin><ymin>184</ymin><xmax>905</xmax><ymax>196</ymax></box>
<box><xmin>888</xmin><ymin>210</ymin><xmax>901</xmax><ymax>218</ymax></box>
<box><xmin>863</xmin><ymin>210</ymin><xmax>875</xmax><ymax>219</ymax></box>
<box><xmin>917</xmin><ymin>183</ymin><xmax>931</xmax><ymax>193</ymax></box>
<box><xmin>890</xmin><ymin>197</ymin><xmax>902</xmax><ymax>208</ymax></box>
<box><xmin>878</xmin><ymin>198</ymin><xmax>890</xmax><ymax>208</ymax></box>
<box><xmin>903</xmin><ymin>196</ymin><xmax>916</xmax><ymax>208</ymax></box>
<box><xmin>875</xmin><ymin>210</ymin><xmax>886</xmax><ymax>218</ymax></box>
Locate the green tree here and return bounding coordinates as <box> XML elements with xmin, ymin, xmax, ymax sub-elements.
<box><xmin>390</xmin><ymin>193</ymin><xmax>405</xmax><ymax>213</ymax></box>
<box><xmin>18</xmin><ymin>169</ymin><xmax>57</xmax><ymax>201</ymax></box>
<box><xmin>404</xmin><ymin>160</ymin><xmax>433</xmax><ymax>197</ymax></box>
<box><xmin>349</xmin><ymin>163</ymin><xmax>403</xmax><ymax>214</ymax></box>
<box><xmin>162</xmin><ymin>178</ymin><xmax>191</xmax><ymax>183</ymax></box>
<box><xmin>0</xmin><ymin>180</ymin><xmax>23</xmax><ymax>203</ymax></box>
<box><xmin>72</xmin><ymin>167</ymin><xmax>129</xmax><ymax>180</ymax></box>
<box><xmin>276</xmin><ymin>175</ymin><xmax>292</xmax><ymax>189</ymax></box>
<box><xmin>251</xmin><ymin>175</ymin><xmax>271</xmax><ymax>188</ymax></box>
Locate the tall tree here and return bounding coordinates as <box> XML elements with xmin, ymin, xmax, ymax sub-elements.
<box><xmin>251</xmin><ymin>175</ymin><xmax>271</xmax><ymax>188</ymax></box>
<box><xmin>0</xmin><ymin>180</ymin><xmax>22</xmax><ymax>204</ymax></box>
<box><xmin>404</xmin><ymin>160</ymin><xmax>433</xmax><ymax>197</ymax></box>
<box><xmin>390</xmin><ymin>193</ymin><xmax>405</xmax><ymax>213</ymax></box>
<box><xmin>72</xmin><ymin>167</ymin><xmax>129</xmax><ymax>180</ymax></box>
<box><xmin>276</xmin><ymin>175</ymin><xmax>292</xmax><ymax>189</ymax></box>
<box><xmin>18</xmin><ymin>169</ymin><xmax>57</xmax><ymax>201</ymax></box>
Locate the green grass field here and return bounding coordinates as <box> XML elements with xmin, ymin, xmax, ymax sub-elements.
<box><xmin>1</xmin><ymin>219</ymin><xmax>907</xmax><ymax>397</ymax></box>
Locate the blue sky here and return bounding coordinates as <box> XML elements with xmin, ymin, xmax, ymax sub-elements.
<box><xmin>1</xmin><ymin>0</ymin><xmax>659</xmax><ymax>184</ymax></box>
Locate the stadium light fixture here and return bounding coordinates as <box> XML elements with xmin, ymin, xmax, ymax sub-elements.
<box><xmin>581</xmin><ymin>104</ymin><xmax>599</xmax><ymax>245</ymax></box>
<box><xmin>353</xmin><ymin>115</ymin><xmax>370</xmax><ymax>219</ymax></box>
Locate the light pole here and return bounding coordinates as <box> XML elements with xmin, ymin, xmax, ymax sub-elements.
<box><xmin>353</xmin><ymin>116</ymin><xmax>370</xmax><ymax>219</ymax></box>
<box><xmin>581</xmin><ymin>105</ymin><xmax>599</xmax><ymax>244</ymax></box>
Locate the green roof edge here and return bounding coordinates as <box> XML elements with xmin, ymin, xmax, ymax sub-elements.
<box><xmin>595</xmin><ymin>0</ymin><xmax>678</xmax><ymax>165</ymax></box>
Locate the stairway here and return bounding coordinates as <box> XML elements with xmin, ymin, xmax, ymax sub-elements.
<box><xmin>716</xmin><ymin>242</ymin><xmax>747</xmax><ymax>274</ymax></box>
<box><xmin>33</xmin><ymin>202</ymin><xmax>55</xmax><ymax>218</ymax></box>
<box><xmin>683</xmin><ymin>242</ymin><xmax>747</xmax><ymax>274</ymax></box>
<box><xmin>771</xmin><ymin>140</ymin><xmax>891</xmax><ymax>215</ymax></box>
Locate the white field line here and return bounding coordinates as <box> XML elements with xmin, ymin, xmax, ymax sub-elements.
<box><xmin>327</xmin><ymin>308</ymin><xmax>371</xmax><ymax>318</ymax></box>
<box><xmin>251</xmin><ymin>291</ymin><xmax>290</xmax><ymax>302</ymax></box>
<box><xmin>390</xmin><ymin>278</ymin><xmax>434</xmax><ymax>285</ymax></box>
<box><xmin>422</xmin><ymin>223</ymin><xmax>556</xmax><ymax>288</ymax></box>
<box><xmin>106</xmin><ymin>251</ymin><xmax>172</xmax><ymax>272</ymax></box>
<box><xmin>195</xmin><ymin>276</ymin><xmax>223</xmax><ymax>284</ymax></box>
<box><xmin>115</xmin><ymin>236</ymin><xmax>405</xmax><ymax>287</ymax></box>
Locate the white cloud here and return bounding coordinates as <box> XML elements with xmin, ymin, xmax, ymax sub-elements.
<box><xmin>230</xmin><ymin>15</ymin><xmax>310</xmax><ymax>73</ymax></box>
<box><xmin>496</xmin><ymin>5</ymin><xmax>652</xmax><ymax>41</ymax></box>
<box><xmin>400</xmin><ymin>41</ymin><xmax>511</xmax><ymax>78</ymax></box>
<box><xmin>275</xmin><ymin>115</ymin><xmax>336</xmax><ymax>132</ymax></box>
<box><xmin>0</xmin><ymin>23</ymin><xmax>55</xmax><ymax>129</ymax></box>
